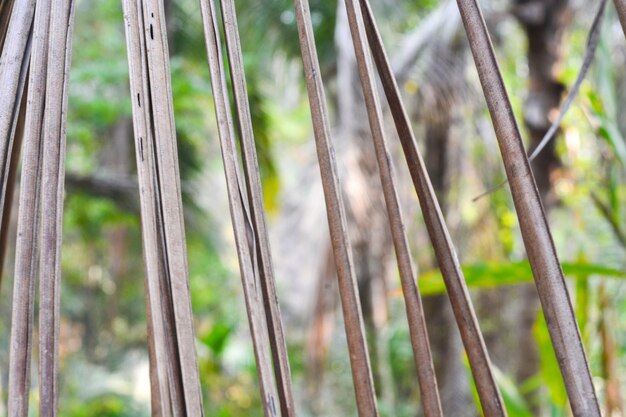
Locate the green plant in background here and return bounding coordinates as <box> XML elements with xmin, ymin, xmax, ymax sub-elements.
<box><xmin>63</xmin><ymin>395</ymin><xmax>148</xmax><ymax>417</ymax></box>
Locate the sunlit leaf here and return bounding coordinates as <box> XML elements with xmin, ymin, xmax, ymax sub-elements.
<box><xmin>417</xmin><ymin>261</ymin><xmax>625</xmax><ymax>296</ymax></box>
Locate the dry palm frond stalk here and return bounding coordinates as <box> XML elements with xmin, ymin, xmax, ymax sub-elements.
<box><xmin>355</xmin><ymin>1</ymin><xmax>507</xmax><ymax>415</ymax></box>
<box><xmin>7</xmin><ymin>0</ymin><xmax>50</xmax><ymax>415</ymax></box>
<box><xmin>456</xmin><ymin>0</ymin><xmax>600</xmax><ymax>415</ymax></box>
<box><xmin>0</xmin><ymin>84</ymin><xmax>26</xmax><ymax>291</ymax></box>
<box><xmin>38</xmin><ymin>0</ymin><xmax>75</xmax><ymax>416</ymax></box>
<box><xmin>211</xmin><ymin>0</ymin><xmax>296</xmax><ymax>415</ymax></box>
<box><xmin>294</xmin><ymin>0</ymin><xmax>379</xmax><ymax>415</ymax></box>
<box><xmin>341</xmin><ymin>1</ymin><xmax>445</xmax><ymax>416</ymax></box>
<box><xmin>0</xmin><ymin>0</ymin><xmax>34</xmax><ymax>289</ymax></box>
<box><xmin>0</xmin><ymin>0</ymin><xmax>25</xmax><ymax>281</ymax></box>
<box><xmin>122</xmin><ymin>0</ymin><xmax>204</xmax><ymax>415</ymax></box>
<box><xmin>198</xmin><ymin>0</ymin><xmax>293</xmax><ymax>415</ymax></box>
<box><xmin>0</xmin><ymin>0</ymin><xmax>18</xmax><ymax>49</ymax></box>
<box><xmin>123</xmin><ymin>0</ymin><xmax>178</xmax><ymax>415</ymax></box>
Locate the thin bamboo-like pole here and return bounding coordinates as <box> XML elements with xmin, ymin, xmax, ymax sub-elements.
<box><xmin>341</xmin><ymin>1</ymin><xmax>443</xmax><ymax>416</ymax></box>
<box><xmin>219</xmin><ymin>1</ymin><xmax>296</xmax><ymax>415</ymax></box>
<box><xmin>357</xmin><ymin>2</ymin><xmax>506</xmax><ymax>416</ymax></box>
<box><xmin>455</xmin><ymin>1</ymin><xmax>600</xmax><ymax>415</ymax></box>
<box><xmin>198</xmin><ymin>1</ymin><xmax>280</xmax><ymax>416</ymax></box>
<box><xmin>294</xmin><ymin>0</ymin><xmax>379</xmax><ymax>415</ymax></box>
<box><xmin>7</xmin><ymin>1</ymin><xmax>51</xmax><ymax>415</ymax></box>
<box><xmin>39</xmin><ymin>0</ymin><xmax>75</xmax><ymax>415</ymax></box>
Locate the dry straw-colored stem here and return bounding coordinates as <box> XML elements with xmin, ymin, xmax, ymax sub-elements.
<box><xmin>357</xmin><ymin>1</ymin><xmax>506</xmax><ymax>415</ymax></box>
<box><xmin>342</xmin><ymin>1</ymin><xmax>443</xmax><ymax>416</ymax></box>
<box><xmin>38</xmin><ymin>0</ymin><xmax>75</xmax><ymax>415</ymax></box>
<box><xmin>140</xmin><ymin>0</ymin><xmax>205</xmax><ymax>413</ymax></box>
<box><xmin>199</xmin><ymin>0</ymin><xmax>281</xmax><ymax>415</ymax></box>
<box><xmin>0</xmin><ymin>0</ymin><xmax>17</xmax><ymax>49</ymax></box>
<box><xmin>218</xmin><ymin>1</ymin><xmax>296</xmax><ymax>415</ymax></box>
<box><xmin>123</xmin><ymin>0</ymin><xmax>205</xmax><ymax>415</ymax></box>
<box><xmin>8</xmin><ymin>1</ymin><xmax>51</xmax><ymax>416</ymax></box>
<box><xmin>294</xmin><ymin>0</ymin><xmax>379</xmax><ymax>415</ymax></box>
<box><xmin>0</xmin><ymin>0</ymin><xmax>25</xmax><ymax>287</ymax></box>
<box><xmin>122</xmin><ymin>0</ymin><xmax>191</xmax><ymax>414</ymax></box>
<box><xmin>0</xmin><ymin>0</ymin><xmax>34</xmax><ymax>288</ymax></box>
<box><xmin>456</xmin><ymin>0</ymin><xmax>600</xmax><ymax>415</ymax></box>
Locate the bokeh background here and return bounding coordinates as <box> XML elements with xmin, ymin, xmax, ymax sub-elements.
<box><xmin>1</xmin><ymin>0</ymin><xmax>625</xmax><ymax>415</ymax></box>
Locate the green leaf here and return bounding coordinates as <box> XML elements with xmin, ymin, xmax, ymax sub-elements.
<box><xmin>464</xmin><ymin>358</ymin><xmax>533</xmax><ymax>417</ymax></box>
<box><xmin>418</xmin><ymin>261</ymin><xmax>626</xmax><ymax>296</ymax></box>
<box><xmin>493</xmin><ymin>367</ymin><xmax>534</xmax><ymax>417</ymax></box>
<box><xmin>595</xmin><ymin>114</ymin><xmax>626</xmax><ymax>166</ymax></box>
<box><xmin>201</xmin><ymin>322</ymin><xmax>235</xmax><ymax>356</ymax></box>
<box><xmin>534</xmin><ymin>312</ymin><xmax>568</xmax><ymax>415</ymax></box>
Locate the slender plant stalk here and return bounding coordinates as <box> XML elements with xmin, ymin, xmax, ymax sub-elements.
<box><xmin>123</xmin><ymin>2</ymin><xmax>173</xmax><ymax>415</ymax></box>
<box><xmin>0</xmin><ymin>0</ymin><xmax>33</xmax><ymax>176</ymax></box>
<box><xmin>294</xmin><ymin>0</ymin><xmax>379</xmax><ymax>415</ymax></box>
<box><xmin>123</xmin><ymin>0</ymin><xmax>205</xmax><ymax>414</ymax></box>
<box><xmin>0</xmin><ymin>0</ymin><xmax>16</xmax><ymax>49</ymax></box>
<box><xmin>39</xmin><ymin>0</ymin><xmax>75</xmax><ymax>415</ymax></box>
<box><xmin>341</xmin><ymin>1</ymin><xmax>444</xmax><ymax>416</ymax></box>
<box><xmin>0</xmin><ymin>0</ymin><xmax>34</xmax><ymax>289</ymax></box>
<box><xmin>0</xmin><ymin>0</ymin><xmax>21</xmax><ymax>284</ymax></box>
<box><xmin>7</xmin><ymin>2</ymin><xmax>51</xmax><ymax>415</ymax></box>
<box><xmin>4</xmin><ymin>86</ymin><xmax>29</xmax><ymax>417</ymax></box>
<box><xmin>198</xmin><ymin>1</ymin><xmax>282</xmax><ymax>415</ymax></box>
<box><xmin>0</xmin><ymin>90</ymin><xmax>25</xmax><ymax>286</ymax></box>
<box><xmin>357</xmin><ymin>1</ymin><xmax>506</xmax><ymax>415</ymax></box>
<box><xmin>121</xmin><ymin>0</ymin><xmax>190</xmax><ymax>414</ymax></box>
<box><xmin>218</xmin><ymin>1</ymin><xmax>296</xmax><ymax>415</ymax></box>
<box><xmin>455</xmin><ymin>0</ymin><xmax>600</xmax><ymax>415</ymax></box>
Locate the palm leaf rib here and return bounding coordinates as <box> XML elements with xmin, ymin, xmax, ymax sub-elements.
<box><xmin>0</xmin><ymin>0</ymin><xmax>17</xmax><ymax>50</ymax></box>
<box><xmin>122</xmin><ymin>0</ymin><xmax>187</xmax><ymax>414</ymax></box>
<box><xmin>7</xmin><ymin>1</ymin><xmax>51</xmax><ymax>416</ymax></box>
<box><xmin>0</xmin><ymin>0</ymin><xmax>34</xmax><ymax>289</ymax></box>
<box><xmin>0</xmin><ymin>0</ymin><xmax>21</xmax><ymax>285</ymax></box>
<box><xmin>140</xmin><ymin>1</ymin><xmax>205</xmax><ymax>414</ymax></box>
<box><xmin>341</xmin><ymin>1</ymin><xmax>445</xmax><ymax>416</ymax></box>
<box><xmin>218</xmin><ymin>1</ymin><xmax>296</xmax><ymax>415</ymax></box>
<box><xmin>294</xmin><ymin>1</ymin><xmax>379</xmax><ymax>415</ymax></box>
<box><xmin>38</xmin><ymin>0</ymin><xmax>75</xmax><ymax>415</ymax></box>
<box><xmin>0</xmin><ymin>91</ymin><xmax>25</xmax><ymax>288</ymax></box>
<box><xmin>122</xmin><ymin>0</ymin><xmax>205</xmax><ymax>415</ymax></box>
<box><xmin>356</xmin><ymin>1</ymin><xmax>508</xmax><ymax>415</ymax></box>
<box><xmin>198</xmin><ymin>1</ymin><xmax>281</xmax><ymax>416</ymax></box>
<box><xmin>455</xmin><ymin>0</ymin><xmax>601</xmax><ymax>415</ymax></box>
